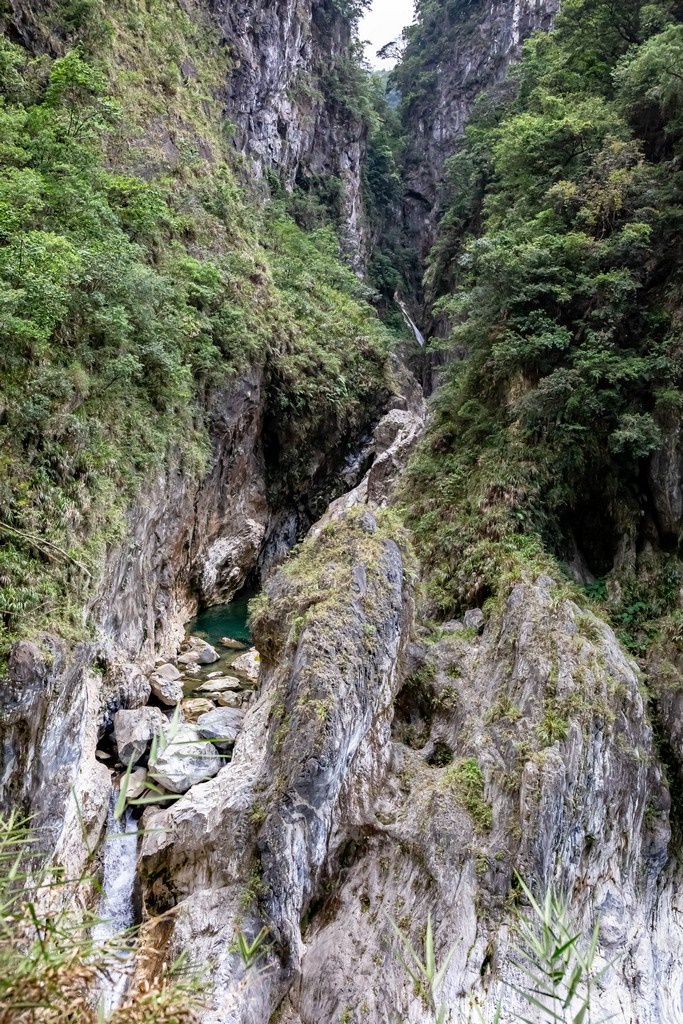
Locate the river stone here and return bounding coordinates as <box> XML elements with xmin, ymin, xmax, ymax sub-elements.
<box><xmin>178</xmin><ymin>651</ymin><xmax>200</xmax><ymax>665</ymax></box>
<box><xmin>114</xmin><ymin>707</ymin><xmax>165</xmax><ymax>765</ymax></box>
<box><xmin>220</xmin><ymin>636</ymin><xmax>247</xmax><ymax>650</ymax></box>
<box><xmin>230</xmin><ymin>648</ymin><xmax>260</xmax><ymax>684</ymax></box>
<box><xmin>150</xmin><ymin>663</ymin><xmax>183</xmax><ymax>705</ymax></box>
<box><xmin>126</xmin><ymin>767</ymin><xmax>148</xmax><ymax>801</ymax></box>
<box><xmin>214</xmin><ymin>690</ymin><xmax>245</xmax><ymax>708</ymax></box>
<box><xmin>197</xmin><ymin>643</ymin><xmax>220</xmax><ymax>665</ymax></box>
<box><xmin>463</xmin><ymin>608</ymin><xmax>486</xmax><ymax>633</ymax></box>
<box><xmin>149</xmin><ymin>725</ymin><xmax>222</xmax><ymax>793</ymax></box>
<box><xmin>182</xmin><ymin>697</ymin><xmax>216</xmax><ymax>721</ymax></box>
<box><xmin>196</xmin><ymin>707</ymin><xmax>245</xmax><ymax>751</ymax></box>
<box><xmin>196</xmin><ymin>675</ymin><xmax>242</xmax><ymax>693</ymax></box>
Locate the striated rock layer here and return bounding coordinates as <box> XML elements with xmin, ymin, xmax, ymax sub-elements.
<box><xmin>210</xmin><ymin>0</ymin><xmax>370</xmax><ymax>261</ymax></box>
<box><xmin>131</xmin><ymin>391</ymin><xmax>683</xmax><ymax>1023</ymax></box>
<box><xmin>0</xmin><ymin>363</ymin><xmax>394</xmax><ymax>872</ymax></box>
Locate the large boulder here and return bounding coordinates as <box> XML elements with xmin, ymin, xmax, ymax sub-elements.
<box><xmin>196</xmin><ymin>707</ymin><xmax>245</xmax><ymax>752</ymax></box>
<box><xmin>149</xmin><ymin>663</ymin><xmax>183</xmax><ymax>705</ymax></box>
<box><xmin>103</xmin><ymin>659</ymin><xmax>151</xmax><ymax>711</ymax></box>
<box><xmin>114</xmin><ymin>707</ymin><xmax>165</xmax><ymax>766</ymax></box>
<box><xmin>181</xmin><ymin>697</ymin><xmax>216</xmax><ymax>722</ymax></box>
<box><xmin>187</xmin><ymin>637</ymin><xmax>220</xmax><ymax>664</ymax></box>
<box><xmin>230</xmin><ymin>648</ymin><xmax>260</xmax><ymax>684</ymax></box>
<box><xmin>196</xmin><ymin>675</ymin><xmax>242</xmax><ymax>694</ymax></box>
<box><xmin>148</xmin><ymin>725</ymin><xmax>222</xmax><ymax>793</ymax></box>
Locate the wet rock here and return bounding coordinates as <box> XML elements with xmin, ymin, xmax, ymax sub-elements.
<box><xmin>230</xmin><ymin>649</ymin><xmax>260</xmax><ymax>684</ymax></box>
<box><xmin>182</xmin><ymin>697</ymin><xmax>216</xmax><ymax>722</ymax></box>
<box><xmin>149</xmin><ymin>663</ymin><xmax>183</xmax><ymax>705</ymax></box>
<box><xmin>463</xmin><ymin>608</ymin><xmax>485</xmax><ymax>633</ymax></box>
<box><xmin>196</xmin><ymin>707</ymin><xmax>245</xmax><ymax>752</ymax></box>
<box><xmin>114</xmin><ymin>707</ymin><xmax>165</xmax><ymax>766</ymax></box>
<box><xmin>148</xmin><ymin>725</ymin><xmax>222</xmax><ymax>794</ymax></box>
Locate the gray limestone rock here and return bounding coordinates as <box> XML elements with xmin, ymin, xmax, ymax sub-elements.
<box><xmin>196</xmin><ymin>707</ymin><xmax>245</xmax><ymax>752</ymax></box>
<box><xmin>463</xmin><ymin>608</ymin><xmax>486</xmax><ymax>633</ymax></box>
<box><xmin>114</xmin><ymin>706</ymin><xmax>165</xmax><ymax>766</ymax></box>
<box><xmin>196</xmin><ymin>643</ymin><xmax>220</xmax><ymax>666</ymax></box>
<box><xmin>150</xmin><ymin>663</ymin><xmax>183</xmax><ymax>705</ymax></box>
<box><xmin>148</xmin><ymin>725</ymin><xmax>222</xmax><ymax>794</ymax></box>
<box><xmin>196</xmin><ymin>675</ymin><xmax>243</xmax><ymax>694</ymax></box>
<box><xmin>230</xmin><ymin>649</ymin><xmax>260</xmax><ymax>684</ymax></box>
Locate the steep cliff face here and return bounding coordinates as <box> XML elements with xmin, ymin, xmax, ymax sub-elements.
<box><xmin>135</xmin><ymin>490</ymin><xmax>683</xmax><ymax>1023</ymax></box>
<box><xmin>397</xmin><ymin>0</ymin><xmax>559</xmax><ymax>271</ymax></box>
<box><xmin>211</xmin><ymin>0</ymin><xmax>369</xmax><ymax>258</ymax></box>
<box><xmin>0</xmin><ymin>362</ymin><xmax>395</xmax><ymax>873</ymax></box>
<box><xmin>5</xmin><ymin>0</ymin><xmax>371</xmax><ymax>258</ymax></box>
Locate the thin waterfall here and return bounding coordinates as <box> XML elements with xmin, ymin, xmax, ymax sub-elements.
<box><xmin>93</xmin><ymin>794</ymin><xmax>138</xmax><ymax>1017</ymax></box>
<box><xmin>395</xmin><ymin>295</ymin><xmax>426</xmax><ymax>347</ymax></box>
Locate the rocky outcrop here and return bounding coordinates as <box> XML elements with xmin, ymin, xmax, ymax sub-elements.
<box><xmin>275</xmin><ymin>577</ymin><xmax>677</xmax><ymax>1023</ymax></box>
<box><xmin>134</xmin><ymin>520</ymin><xmax>683</xmax><ymax>1024</ymax></box>
<box><xmin>138</xmin><ymin>508</ymin><xmax>416</xmax><ymax>1021</ymax></box>
<box><xmin>210</xmin><ymin>0</ymin><xmax>370</xmax><ymax>262</ymax></box>
<box><xmin>400</xmin><ymin>0</ymin><xmax>559</xmax><ymax>271</ymax></box>
<box><xmin>0</xmin><ymin>356</ymin><xmax>394</xmax><ymax>871</ymax></box>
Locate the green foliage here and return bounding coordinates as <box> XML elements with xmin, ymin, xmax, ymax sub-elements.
<box><xmin>401</xmin><ymin>0</ymin><xmax>683</xmax><ymax>623</ymax></box>
<box><xmin>443</xmin><ymin>756</ymin><xmax>493</xmax><ymax>831</ymax></box>
<box><xmin>235</xmin><ymin>926</ymin><xmax>269</xmax><ymax>970</ymax></box>
<box><xmin>388</xmin><ymin>911</ymin><xmax>456</xmax><ymax>1023</ymax></box>
<box><xmin>511</xmin><ymin>876</ymin><xmax>605</xmax><ymax>1024</ymax></box>
<box><xmin>0</xmin><ymin>9</ymin><xmax>395</xmax><ymax>662</ymax></box>
<box><xmin>391</xmin><ymin>878</ymin><xmax>604</xmax><ymax>1023</ymax></box>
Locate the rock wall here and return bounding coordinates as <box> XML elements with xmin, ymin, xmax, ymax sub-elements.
<box><xmin>400</xmin><ymin>0</ymin><xmax>559</xmax><ymax>271</ymax></box>
<box><xmin>0</xmin><ymin>360</ymin><xmax>394</xmax><ymax>873</ymax></box>
<box><xmin>134</xmin><ymin>462</ymin><xmax>683</xmax><ymax>1023</ymax></box>
<box><xmin>209</xmin><ymin>0</ymin><xmax>369</xmax><ymax>261</ymax></box>
<box><xmin>139</xmin><ymin>506</ymin><xmax>417</xmax><ymax>1023</ymax></box>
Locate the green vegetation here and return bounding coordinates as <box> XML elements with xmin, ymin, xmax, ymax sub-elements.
<box><xmin>250</xmin><ymin>506</ymin><xmax>415</xmax><ymax>662</ymax></box>
<box><xmin>391</xmin><ymin>876</ymin><xmax>604</xmax><ymax>1024</ymax></box>
<box><xmin>0</xmin><ymin>1</ymin><xmax>395</xmax><ymax>664</ymax></box>
<box><xmin>401</xmin><ymin>0</ymin><xmax>683</xmax><ymax>635</ymax></box>
<box><xmin>443</xmin><ymin>756</ymin><xmax>493</xmax><ymax>831</ymax></box>
<box><xmin>0</xmin><ymin>810</ymin><xmax>203</xmax><ymax>1022</ymax></box>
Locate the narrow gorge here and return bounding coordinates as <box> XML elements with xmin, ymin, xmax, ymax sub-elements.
<box><xmin>2</xmin><ymin>1</ymin><xmax>683</xmax><ymax>1023</ymax></box>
